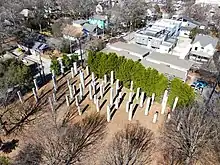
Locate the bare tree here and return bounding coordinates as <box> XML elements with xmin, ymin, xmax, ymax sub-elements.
<box><xmin>102</xmin><ymin>122</ymin><xmax>154</xmax><ymax>165</ymax></box>
<box><xmin>23</xmin><ymin>112</ymin><xmax>107</xmax><ymax>165</ymax></box>
<box><xmin>160</xmin><ymin>102</ymin><xmax>219</xmax><ymax>165</ymax></box>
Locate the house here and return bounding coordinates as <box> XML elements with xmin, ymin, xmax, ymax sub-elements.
<box><xmin>195</xmin><ymin>0</ymin><xmax>220</xmax><ymax>7</ymax></box>
<box><xmin>103</xmin><ymin>42</ymin><xmax>194</xmax><ymax>81</ymax></box>
<box><xmin>82</xmin><ymin>23</ymin><xmax>102</xmax><ymax>37</ymax></box>
<box><xmin>189</xmin><ymin>34</ymin><xmax>218</xmax><ymax>63</ymax></box>
<box><xmin>89</xmin><ymin>15</ymin><xmax>108</xmax><ymax>29</ymax></box>
<box><xmin>134</xmin><ymin>19</ymin><xmax>181</xmax><ymax>53</ymax></box>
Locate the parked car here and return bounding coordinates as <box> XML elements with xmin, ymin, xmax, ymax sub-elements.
<box><xmin>191</xmin><ymin>80</ymin><xmax>208</xmax><ymax>91</ymax></box>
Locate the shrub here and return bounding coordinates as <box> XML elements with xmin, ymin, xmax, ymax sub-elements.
<box><xmin>62</xmin><ymin>54</ymin><xmax>71</xmax><ymax>71</ymax></box>
<box><xmin>50</xmin><ymin>56</ymin><xmax>61</xmax><ymax>75</ymax></box>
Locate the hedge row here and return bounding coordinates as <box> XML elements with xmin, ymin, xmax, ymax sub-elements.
<box><xmin>87</xmin><ymin>50</ymin><xmax>195</xmax><ymax>107</ymax></box>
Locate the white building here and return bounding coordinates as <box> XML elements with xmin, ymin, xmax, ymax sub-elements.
<box><xmin>195</xmin><ymin>0</ymin><xmax>220</xmax><ymax>7</ymax></box>
<box><xmin>134</xmin><ymin>19</ymin><xmax>181</xmax><ymax>53</ymax></box>
<box><xmin>189</xmin><ymin>34</ymin><xmax>218</xmax><ymax>63</ymax></box>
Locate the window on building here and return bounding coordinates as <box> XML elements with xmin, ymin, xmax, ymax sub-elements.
<box><xmin>195</xmin><ymin>47</ymin><xmax>198</xmax><ymax>51</ymax></box>
<box><xmin>201</xmin><ymin>47</ymin><xmax>204</xmax><ymax>49</ymax></box>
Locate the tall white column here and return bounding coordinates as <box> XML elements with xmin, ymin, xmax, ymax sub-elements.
<box><xmin>100</xmin><ymin>83</ymin><xmax>103</xmax><ymax>99</ymax></box>
<box><xmin>151</xmin><ymin>93</ymin><xmax>155</xmax><ymax>105</ymax></box>
<box><xmin>79</xmin><ymin>83</ymin><xmax>83</xmax><ymax>100</ymax></box>
<box><xmin>153</xmin><ymin>112</ymin><xmax>158</xmax><ymax>123</ymax></box>
<box><xmin>71</xmin><ymin>67</ymin><xmax>74</xmax><ymax>78</ymax></box>
<box><xmin>60</xmin><ymin>66</ymin><xmax>64</xmax><ymax>75</ymax></box>
<box><xmin>136</xmin><ymin>88</ymin><xmax>140</xmax><ymax>100</ymax></box>
<box><xmin>73</xmin><ymin>62</ymin><xmax>77</xmax><ymax>74</ymax></box>
<box><xmin>68</xmin><ymin>83</ymin><xmax>73</xmax><ymax>100</ymax></box>
<box><xmin>139</xmin><ymin>92</ymin><xmax>145</xmax><ymax>108</ymax></box>
<box><xmin>104</xmin><ymin>74</ymin><xmax>107</xmax><ymax>84</ymax></box>
<box><xmin>161</xmin><ymin>96</ymin><xmax>168</xmax><ymax>114</ymax></box>
<box><xmin>89</xmin><ymin>84</ymin><xmax>93</xmax><ymax>100</ymax></box>
<box><xmin>96</xmin><ymin>98</ymin><xmax>100</xmax><ymax>112</ymax></box>
<box><xmin>65</xmin><ymin>95</ymin><xmax>70</xmax><ymax>107</ymax></box>
<box><xmin>115</xmin><ymin>97</ymin><xmax>119</xmax><ymax>109</ymax></box>
<box><xmin>111</xmin><ymin>71</ymin><xmax>114</xmax><ymax>85</ymax></box>
<box><xmin>119</xmin><ymin>92</ymin><xmax>122</xmax><ymax>100</ymax></box>
<box><xmin>172</xmin><ymin>97</ymin><xmax>179</xmax><ymax>112</ymax></box>
<box><xmin>86</xmin><ymin>66</ymin><xmax>90</xmax><ymax>76</ymax></box>
<box><xmin>79</xmin><ymin>70</ymin><xmax>85</xmax><ymax>89</ymax></box>
<box><xmin>145</xmin><ymin>97</ymin><xmax>151</xmax><ymax>116</ymax></box>
<box><xmin>77</xmin><ymin>106</ymin><xmax>82</xmax><ymax>116</ymax></box>
<box><xmin>128</xmin><ymin>103</ymin><xmax>133</xmax><ymax>121</ymax></box>
<box><xmin>126</xmin><ymin>101</ymin><xmax>130</xmax><ymax>113</ymax></box>
<box><xmin>92</xmin><ymin>81</ymin><xmax>96</xmax><ymax>94</ymax></box>
<box><xmin>166</xmin><ymin>112</ymin><xmax>171</xmax><ymax>122</ymax></box>
<box><xmin>116</xmin><ymin>79</ymin><xmax>119</xmax><ymax>94</ymax></box>
<box><xmin>130</xmin><ymin>81</ymin><xmax>133</xmax><ymax>91</ymax></box>
<box><xmin>107</xmin><ymin>104</ymin><xmax>111</xmax><ymax>122</ymax></box>
<box><xmin>52</xmin><ymin>70</ymin><xmax>56</xmax><ymax>78</ymax></box>
<box><xmin>93</xmin><ymin>94</ymin><xmax>97</xmax><ymax>104</ymax></box>
<box><xmin>48</xmin><ymin>97</ymin><xmax>54</xmax><ymax>112</ymax></box>
<box><xmin>75</xmin><ymin>95</ymin><xmax>79</xmax><ymax>106</ymax></box>
<box><xmin>32</xmin><ymin>88</ymin><xmax>38</xmax><ymax>102</ymax></box>
<box><xmin>52</xmin><ymin>91</ymin><xmax>57</xmax><ymax>103</ymax></box>
<box><xmin>72</xmin><ymin>84</ymin><xmax>76</xmax><ymax>95</ymax></box>
<box><xmin>33</xmin><ymin>79</ymin><xmax>38</xmax><ymax>91</ymax></box>
<box><xmin>128</xmin><ymin>92</ymin><xmax>133</xmax><ymax>102</ymax></box>
<box><xmin>162</xmin><ymin>90</ymin><xmax>168</xmax><ymax>105</ymax></box>
<box><xmin>92</xmin><ymin>72</ymin><xmax>95</xmax><ymax>82</ymax></box>
<box><xmin>17</xmin><ymin>91</ymin><xmax>23</xmax><ymax>103</ymax></box>
<box><xmin>110</xmin><ymin>87</ymin><xmax>114</xmax><ymax>105</ymax></box>
<box><xmin>52</xmin><ymin>76</ymin><xmax>57</xmax><ymax>91</ymax></box>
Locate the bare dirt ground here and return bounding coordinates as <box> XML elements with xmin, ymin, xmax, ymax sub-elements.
<box><xmin>6</xmin><ymin>68</ymin><xmax>168</xmax><ymax>164</ymax></box>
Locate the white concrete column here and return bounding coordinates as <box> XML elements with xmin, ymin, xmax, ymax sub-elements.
<box><xmin>67</xmin><ymin>79</ymin><xmax>70</xmax><ymax>87</ymax></box>
<box><xmin>86</xmin><ymin>66</ymin><xmax>90</xmax><ymax>76</ymax></box>
<box><xmin>73</xmin><ymin>62</ymin><xmax>77</xmax><ymax>74</ymax></box>
<box><xmin>75</xmin><ymin>95</ymin><xmax>79</xmax><ymax>106</ymax></box>
<box><xmin>100</xmin><ymin>83</ymin><xmax>103</xmax><ymax>99</ymax></box>
<box><xmin>104</xmin><ymin>74</ymin><xmax>107</xmax><ymax>84</ymax></box>
<box><xmin>92</xmin><ymin>72</ymin><xmax>95</xmax><ymax>82</ymax></box>
<box><xmin>68</xmin><ymin>83</ymin><xmax>73</xmax><ymax>100</ymax></box>
<box><xmin>151</xmin><ymin>93</ymin><xmax>155</xmax><ymax>105</ymax></box>
<box><xmin>60</xmin><ymin>66</ymin><xmax>65</xmax><ymax>75</ymax></box>
<box><xmin>65</xmin><ymin>95</ymin><xmax>70</xmax><ymax>107</ymax></box>
<box><xmin>79</xmin><ymin>83</ymin><xmax>83</xmax><ymax>100</ymax></box>
<box><xmin>33</xmin><ymin>79</ymin><xmax>38</xmax><ymax>91</ymax></box>
<box><xmin>89</xmin><ymin>84</ymin><xmax>93</xmax><ymax>100</ymax></box>
<box><xmin>79</xmin><ymin>70</ymin><xmax>85</xmax><ymax>89</ymax></box>
<box><xmin>115</xmin><ymin>97</ymin><xmax>119</xmax><ymax>109</ymax></box>
<box><xmin>71</xmin><ymin>67</ymin><xmax>74</xmax><ymax>78</ymax></box>
<box><xmin>110</xmin><ymin>87</ymin><xmax>114</xmax><ymax>105</ymax></box>
<box><xmin>107</xmin><ymin>104</ymin><xmax>111</xmax><ymax>122</ymax></box>
<box><xmin>77</xmin><ymin>106</ymin><xmax>82</xmax><ymax>116</ymax></box>
<box><xmin>128</xmin><ymin>92</ymin><xmax>133</xmax><ymax>102</ymax></box>
<box><xmin>139</xmin><ymin>92</ymin><xmax>145</xmax><ymax>108</ymax></box>
<box><xmin>126</xmin><ymin>101</ymin><xmax>130</xmax><ymax>113</ymax></box>
<box><xmin>145</xmin><ymin>97</ymin><xmax>151</xmax><ymax>116</ymax></box>
<box><xmin>92</xmin><ymin>81</ymin><xmax>96</xmax><ymax>94</ymax></box>
<box><xmin>153</xmin><ymin>112</ymin><xmax>158</xmax><ymax>123</ymax></box>
<box><xmin>166</xmin><ymin>112</ymin><xmax>171</xmax><ymax>122</ymax></box>
<box><xmin>119</xmin><ymin>92</ymin><xmax>122</xmax><ymax>100</ymax></box>
<box><xmin>161</xmin><ymin>94</ymin><xmax>168</xmax><ymax>114</ymax></box>
<box><xmin>93</xmin><ymin>94</ymin><xmax>97</xmax><ymax>104</ymax></box>
<box><xmin>128</xmin><ymin>103</ymin><xmax>133</xmax><ymax>121</ymax></box>
<box><xmin>162</xmin><ymin>90</ymin><xmax>168</xmax><ymax>105</ymax></box>
<box><xmin>96</xmin><ymin>98</ymin><xmax>100</xmax><ymax>112</ymax></box>
<box><xmin>172</xmin><ymin>97</ymin><xmax>179</xmax><ymax>112</ymax></box>
<box><xmin>136</xmin><ymin>88</ymin><xmax>140</xmax><ymax>100</ymax></box>
<box><xmin>52</xmin><ymin>70</ymin><xmax>56</xmax><ymax>78</ymax></box>
<box><xmin>52</xmin><ymin>91</ymin><xmax>56</xmax><ymax>103</ymax></box>
<box><xmin>48</xmin><ymin>97</ymin><xmax>54</xmax><ymax>113</ymax></box>
<box><xmin>32</xmin><ymin>88</ymin><xmax>38</xmax><ymax>102</ymax></box>
<box><xmin>72</xmin><ymin>84</ymin><xmax>76</xmax><ymax>95</ymax></box>
<box><xmin>111</xmin><ymin>71</ymin><xmax>114</xmax><ymax>85</ymax></box>
<box><xmin>17</xmin><ymin>91</ymin><xmax>23</xmax><ymax>103</ymax></box>
<box><xmin>130</xmin><ymin>81</ymin><xmax>133</xmax><ymax>91</ymax></box>
<box><xmin>116</xmin><ymin>79</ymin><xmax>119</xmax><ymax>94</ymax></box>
<box><xmin>52</xmin><ymin>76</ymin><xmax>57</xmax><ymax>91</ymax></box>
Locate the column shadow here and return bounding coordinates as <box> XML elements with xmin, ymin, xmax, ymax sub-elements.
<box><xmin>100</xmin><ymin>99</ymin><xmax>107</xmax><ymax>111</ymax></box>
<box><xmin>82</xmin><ymin>104</ymin><xmax>89</xmax><ymax>114</ymax></box>
<box><xmin>132</xmin><ymin>104</ymin><xmax>139</xmax><ymax>119</ymax></box>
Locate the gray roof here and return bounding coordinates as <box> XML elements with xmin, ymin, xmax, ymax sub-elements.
<box><xmin>108</xmin><ymin>42</ymin><xmax>150</xmax><ymax>58</ymax></box>
<box><xmin>73</xmin><ymin>19</ymin><xmax>88</xmax><ymax>25</ymax></box>
<box><xmin>146</xmin><ymin>51</ymin><xmax>194</xmax><ymax>70</ymax></box>
<box><xmin>181</xmin><ymin>16</ymin><xmax>202</xmax><ymax>26</ymax></box>
<box><xmin>141</xmin><ymin>59</ymin><xmax>187</xmax><ymax>80</ymax></box>
<box><xmin>102</xmin><ymin>48</ymin><xmax>140</xmax><ymax>61</ymax></box>
<box><xmin>83</xmin><ymin>23</ymin><xmax>97</xmax><ymax>32</ymax></box>
<box><xmin>193</xmin><ymin>34</ymin><xmax>218</xmax><ymax>48</ymax></box>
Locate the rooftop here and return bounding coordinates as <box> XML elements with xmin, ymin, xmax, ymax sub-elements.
<box><xmin>73</xmin><ymin>19</ymin><xmax>88</xmax><ymax>25</ymax></box>
<box><xmin>193</xmin><ymin>34</ymin><xmax>218</xmax><ymax>48</ymax></box>
<box><xmin>83</xmin><ymin>23</ymin><xmax>97</xmax><ymax>32</ymax></box>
